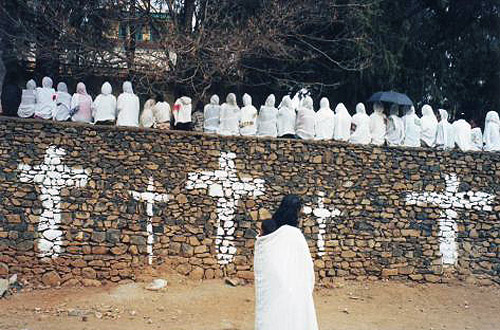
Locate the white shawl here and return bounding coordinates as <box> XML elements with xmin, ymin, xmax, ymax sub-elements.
<box><xmin>277</xmin><ymin>95</ymin><xmax>296</xmax><ymax>137</ymax></box>
<box><xmin>452</xmin><ymin>119</ymin><xmax>472</xmax><ymax>152</ymax></box>
<box><xmin>240</xmin><ymin>93</ymin><xmax>258</xmax><ymax>136</ymax></box>
<box><xmin>369</xmin><ymin>103</ymin><xmax>387</xmax><ymax>146</ymax></box>
<box><xmin>254</xmin><ymin>225</ymin><xmax>318</xmax><ymax>330</ymax></box>
<box><xmin>349</xmin><ymin>103</ymin><xmax>371</xmax><ymax>144</ymax></box>
<box><xmin>386</xmin><ymin>106</ymin><xmax>405</xmax><ymax>146</ymax></box>
<box><xmin>116</xmin><ymin>81</ymin><xmax>140</xmax><ymax>127</ymax></box>
<box><xmin>436</xmin><ymin>109</ymin><xmax>454</xmax><ymax>150</ymax></box>
<box><xmin>403</xmin><ymin>106</ymin><xmax>421</xmax><ymax>147</ymax></box>
<box><xmin>314</xmin><ymin>97</ymin><xmax>335</xmax><ymax>140</ymax></box>
<box><xmin>219</xmin><ymin>93</ymin><xmax>241</xmax><ymax>136</ymax></box>
<box><xmin>204</xmin><ymin>95</ymin><xmax>220</xmax><ymax>133</ymax></box>
<box><xmin>470</xmin><ymin>127</ymin><xmax>483</xmax><ymax>151</ymax></box>
<box><xmin>257</xmin><ymin>94</ymin><xmax>278</xmax><ymax>138</ymax></box>
<box><xmin>295</xmin><ymin>96</ymin><xmax>315</xmax><ymax>140</ymax></box>
<box><xmin>483</xmin><ymin>111</ymin><xmax>500</xmax><ymax>151</ymax></box>
<box><xmin>420</xmin><ymin>104</ymin><xmax>438</xmax><ymax>147</ymax></box>
<box><xmin>333</xmin><ymin>103</ymin><xmax>352</xmax><ymax>141</ymax></box>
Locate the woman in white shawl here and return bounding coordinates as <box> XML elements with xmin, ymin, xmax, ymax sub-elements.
<box><xmin>403</xmin><ymin>106</ymin><xmax>421</xmax><ymax>147</ymax></box>
<box><xmin>35</xmin><ymin>76</ymin><xmax>57</xmax><ymax>120</ymax></box>
<box><xmin>436</xmin><ymin>109</ymin><xmax>454</xmax><ymax>150</ymax></box>
<box><xmin>203</xmin><ymin>94</ymin><xmax>220</xmax><ymax>133</ymax></box>
<box><xmin>18</xmin><ymin>79</ymin><xmax>37</xmax><ymax>118</ymax></box>
<box><xmin>369</xmin><ymin>102</ymin><xmax>386</xmax><ymax>146</ymax></box>
<box><xmin>172</xmin><ymin>96</ymin><xmax>192</xmax><ymax>130</ymax></box>
<box><xmin>257</xmin><ymin>94</ymin><xmax>278</xmax><ymax>138</ymax></box>
<box><xmin>349</xmin><ymin>103</ymin><xmax>371</xmax><ymax>144</ymax></box>
<box><xmin>71</xmin><ymin>82</ymin><xmax>93</xmax><ymax>123</ymax></box>
<box><xmin>470</xmin><ymin>119</ymin><xmax>483</xmax><ymax>151</ymax></box>
<box><xmin>451</xmin><ymin>113</ymin><xmax>472</xmax><ymax>152</ymax></box>
<box><xmin>240</xmin><ymin>93</ymin><xmax>258</xmax><ymax>136</ymax></box>
<box><xmin>255</xmin><ymin>195</ymin><xmax>318</xmax><ymax>330</ymax></box>
<box><xmin>314</xmin><ymin>97</ymin><xmax>334</xmax><ymax>140</ymax></box>
<box><xmin>153</xmin><ymin>95</ymin><xmax>171</xmax><ymax>130</ymax></box>
<box><xmin>93</xmin><ymin>82</ymin><xmax>117</xmax><ymax>125</ymax></box>
<box><xmin>333</xmin><ymin>103</ymin><xmax>352</xmax><ymax>141</ymax></box>
<box><xmin>116</xmin><ymin>81</ymin><xmax>140</xmax><ymax>127</ymax></box>
<box><xmin>295</xmin><ymin>96</ymin><xmax>315</xmax><ymax>140</ymax></box>
<box><xmin>420</xmin><ymin>104</ymin><xmax>438</xmax><ymax>147</ymax></box>
<box><xmin>140</xmin><ymin>98</ymin><xmax>156</xmax><ymax>128</ymax></box>
<box><xmin>53</xmin><ymin>82</ymin><xmax>72</xmax><ymax>121</ymax></box>
<box><xmin>386</xmin><ymin>105</ymin><xmax>405</xmax><ymax>146</ymax></box>
<box><xmin>219</xmin><ymin>93</ymin><xmax>241</xmax><ymax>136</ymax></box>
<box><xmin>277</xmin><ymin>95</ymin><xmax>296</xmax><ymax>138</ymax></box>
<box><xmin>483</xmin><ymin>111</ymin><xmax>500</xmax><ymax>151</ymax></box>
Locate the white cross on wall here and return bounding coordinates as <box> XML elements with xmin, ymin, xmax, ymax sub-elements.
<box><xmin>186</xmin><ymin>152</ymin><xmax>265</xmax><ymax>265</ymax></box>
<box><xmin>129</xmin><ymin>176</ymin><xmax>169</xmax><ymax>265</ymax></box>
<box><xmin>303</xmin><ymin>192</ymin><xmax>341</xmax><ymax>257</ymax></box>
<box><xmin>17</xmin><ymin>146</ymin><xmax>90</xmax><ymax>258</ymax></box>
<box><xmin>406</xmin><ymin>173</ymin><xmax>495</xmax><ymax>265</ymax></box>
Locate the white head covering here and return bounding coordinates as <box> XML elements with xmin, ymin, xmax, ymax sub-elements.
<box><xmin>54</xmin><ymin>82</ymin><xmax>72</xmax><ymax>121</ymax></box>
<box><xmin>369</xmin><ymin>102</ymin><xmax>386</xmax><ymax>146</ymax></box>
<box><xmin>314</xmin><ymin>97</ymin><xmax>334</xmax><ymax>140</ymax></box>
<box><xmin>436</xmin><ymin>109</ymin><xmax>454</xmax><ymax>150</ymax></box>
<box><xmin>18</xmin><ymin>79</ymin><xmax>37</xmax><ymax>118</ymax></box>
<box><xmin>452</xmin><ymin>119</ymin><xmax>472</xmax><ymax>152</ymax></box>
<box><xmin>483</xmin><ymin>111</ymin><xmax>500</xmax><ymax>151</ymax></box>
<box><xmin>240</xmin><ymin>93</ymin><xmax>258</xmax><ymax>136</ymax></box>
<box><xmin>386</xmin><ymin>105</ymin><xmax>405</xmax><ymax>146</ymax></box>
<box><xmin>57</xmin><ymin>82</ymin><xmax>68</xmax><ymax>93</ymax></box>
<box><xmin>76</xmin><ymin>82</ymin><xmax>87</xmax><ymax>95</ymax></box>
<box><xmin>71</xmin><ymin>82</ymin><xmax>93</xmax><ymax>123</ymax></box>
<box><xmin>403</xmin><ymin>106</ymin><xmax>421</xmax><ymax>147</ymax></box>
<box><xmin>34</xmin><ymin>76</ymin><xmax>57</xmax><ymax>120</ymax></box>
<box><xmin>140</xmin><ymin>99</ymin><xmax>156</xmax><ymax>128</ymax></box>
<box><xmin>204</xmin><ymin>94</ymin><xmax>221</xmax><ymax>133</ymax></box>
<box><xmin>420</xmin><ymin>104</ymin><xmax>438</xmax><ymax>147</ymax></box>
<box><xmin>295</xmin><ymin>96</ymin><xmax>315</xmax><ymax>139</ymax></box>
<box><xmin>123</xmin><ymin>81</ymin><xmax>134</xmax><ymax>94</ymax></box>
<box><xmin>93</xmin><ymin>81</ymin><xmax>117</xmax><ymax>123</ymax></box>
<box><xmin>42</xmin><ymin>76</ymin><xmax>53</xmax><ymax>89</ymax></box>
<box><xmin>219</xmin><ymin>93</ymin><xmax>240</xmax><ymax>135</ymax></box>
<box><xmin>173</xmin><ymin>96</ymin><xmax>192</xmax><ymax>125</ymax></box>
<box><xmin>471</xmin><ymin>127</ymin><xmax>483</xmax><ymax>151</ymax></box>
<box><xmin>257</xmin><ymin>94</ymin><xmax>278</xmax><ymax>138</ymax></box>
<box><xmin>333</xmin><ymin>103</ymin><xmax>351</xmax><ymax>142</ymax></box>
<box><xmin>277</xmin><ymin>95</ymin><xmax>296</xmax><ymax>137</ymax></box>
<box><xmin>349</xmin><ymin>103</ymin><xmax>371</xmax><ymax>144</ymax></box>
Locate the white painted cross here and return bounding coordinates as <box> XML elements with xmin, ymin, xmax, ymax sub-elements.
<box><xmin>406</xmin><ymin>173</ymin><xmax>495</xmax><ymax>265</ymax></box>
<box><xmin>303</xmin><ymin>192</ymin><xmax>341</xmax><ymax>257</ymax></box>
<box><xmin>186</xmin><ymin>151</ymin><xmax>265</xmax><ymax>265</ymax></box>
<box><xmin>17</xmin><ymin>145</ymin><xmax>90</xmax><ymax>258</ymax></box>
<box><xmin>129</xmin><ymin>176</ymin><xmax>169</xmax><ymax>265</ymax></box>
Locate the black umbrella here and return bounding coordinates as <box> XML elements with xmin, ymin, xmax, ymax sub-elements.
<box><xmin>367</xmin><ymin>91</ymin><xmax>413</xmax><ymax>107</ymax></box>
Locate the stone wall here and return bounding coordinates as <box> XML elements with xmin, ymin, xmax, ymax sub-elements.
<box><xmin>0</xmin><ymin>117</ymin><xmax>499</xmax><ymax>287</ymax></box>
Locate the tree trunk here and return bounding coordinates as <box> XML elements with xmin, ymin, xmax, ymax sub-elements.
<box><xmin>127</xmin><ymin>0</ymin><xmax>137</xmax><ymax>78</ymax></box>
<box><xmin>184</xmin><ymin>0</ymin><xmax>195</xmax><ymax>33</ymax></box>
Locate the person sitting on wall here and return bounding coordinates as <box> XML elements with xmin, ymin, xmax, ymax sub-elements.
<box><xmin>53</xmin><ymin>82</ymin><xmax>72</xmax><ymax>121</ymax></box>
<box><xmin>204</xmin><ymin>94</ymin><xmax>221</xmax><ymax>134</ymax></box>
<box><xmin>420</xmin><ymin>104</ymin><xmax>438</xmax><ymax>148</ymax></box>
<box><xmin>18</xmin><ymin>79</ymin><xmax>37</xmax><ymax>118</ymax></box>
<box><xmin>436</xmin><ymin>109</ymin><xmax>454</xmax><ymax>150</ymax></box>
<box><xmin>402</xmin><ymin>106</ymin><xmax>421</xmax><ymax>148</ymax></box>
<box><xmin>257</xmin><ymin>94</ymin><xmax>279</xmax><ymax>138</ymax></box>
<box><xmin>470</xmin><ymin>118</ymin><xmax>483</xmax><ymax>151</ymax></box>
<box><xmin>93</xmin><ymin>82</ymin><xmax>117</xmax><ymax>125</ymax></box>
<box><xmin>254</xmin><ymin>195</ymin><xmax>319</xmax><ymax>330</ymax></box>
<box><xmin>314</xmin><ymin>97</ymin><xmax>335</xmax><ymax>140</ymax></box>
<box><xmin>333</xmin><ymin>103</ymin><xmax>352</xmax><ymax>142</ymax></box>
<box><xmin>369</xmin><ymin>102</ymin><xmax>386</xmax><ymax>146</ymax></box>
<box><xmin>295</xmin><ymin>96</ymin><xmax>315</xmax><ymax>140</ymax></box>
<box><xmin>191</xmin><ymin>100</ymin><xmax>205</xmax><ymax>132</ymax></box>
<box><xmin>483</xmin><ymin>111</ymin><xmax>500</xmax><ymax>152</ymax></box>
<box><xmin>451</xmin><ymin>112</ymin><xmax>472</xmax><ymax>152</ymax></box>
<box><xmin>70</xmin><ymin>82</ymin><xmax>93</xmax><ymax>124</ymax></box>
<box><xmin>172</xmin><ymin>96</ymin><xmax>193</xmax><ymax>131</ymax></box>
<box><xmin>140</xmin><ymin>98</ymin><xmax>156</xmax><ymax>128</ymax></box>
<box><xmin>218</xmin><ymin>93</ymin><xmax>241</xmax><ymax>136</ymax></box>
<box><xmin>349</xmin><ymin>103</ymin><xmax>371</xmax><ymax>145</ymax></box>
<box><xmin>116</xmin><ymin>81</ymin><xmax>140</xmax><ymax>127</ymax></box>
<box><xmin>240</xmin><ymin>93</ymin><xmax>258</xmax><ymax>137</ymax></box>
<box><xmin>386</xmin><ymin>104</ymin><xmax>405</xmax><ymax>146</ymax></box>
<box><xmin>35</xmin><ymin>76</ymin><xmax>57</xmax><ymax>120</ymax></box>
<box><xmin>152</xmin><ymin>94</ymin><xmax>171</xmax><ymax>129</ymax></box>
<box><xmin>277</xmin><ymin>95</ymin><xmax>296</xmax><ymax>139</ymax></box>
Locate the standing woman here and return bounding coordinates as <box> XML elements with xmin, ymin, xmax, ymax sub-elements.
<box><xmin>71</xmin><ymin>82</ymin><xmax>93</xmax><ymax>123</ymax></box>
<box><xmin>254</xmin><ymin>195</ymin><xmax>318</xmax><ymax>330</ymax></box>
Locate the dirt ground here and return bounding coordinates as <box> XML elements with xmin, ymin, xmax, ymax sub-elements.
<box><xmin>0</xmin><ymin>275</ymin><xmax>499</xmax><ymax>330</ymax></box>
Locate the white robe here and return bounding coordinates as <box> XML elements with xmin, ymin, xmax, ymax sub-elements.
<box><xmin>370</xmin><ymin>107</ymin><xmax>386</xmax><ymax>146</ymax></box>
<box><xmin>71</xmin><ymin>83</ymin><xmax>93</xmax><ymax>124</ymax></box>
<box><xmin>403</xmin><ymin>107</ymin><xmax>421</xmax><ymax>147</ymax></box>
<box><xmin>314</xmin><ymin>97</ymin><xmax>334</xmax><ymax>140</ymax></box>
<box><xmin>54</xmin><ymin>82</ymin><xmax>71</xmax><ymax>121</ymax></box>
<box><xmin>333</xmin><ymin>103</ymin><xmax>352</xmax><ymax>141</ymax></box>
<box><xmin>257</xmin><ymin>94</ymin><xmax>278</xmax><ymax>138</ymax></box>
<box><xmin>452</xmin><ymin>119</ymin><xmax>472</xmax><ymax>152</ymax></box>
<box><xmin>277</xmin><ymin>96</ymin><xmax>296</xmax><ymax>137</ymax></box>
<box><xmin>140</xmin><ymin>99</ymin><xmax>156</xmax><ymax>128</ymax></box>
<box><xmin>254</xmin><ymin>225</ymin><xmax>318</xmax><ymax>330</ymax></box>
<box><xmin>386</xmin><ymin>114</ymin><xmax>405</xmax><ymax>146</ymax></box>
<box><xmin>349</xmin><ymin>103</ymin><xmax>371</xmax><ymax>144</ymax></box>
<box><xmin>93</xmin><ymin>82</ymin><xmax>117</xmax><ymax>123</ymax></box>
<box><xmin>483</xmin><ymin>111</ymin><xmax>500</xmax><ymax>152</ymax></box>
<box><xmin>153</xmin><ymin>101</ymin><xmax>171</xmax><ymax>128</ymax></box>
<box><xmin>436</xmin><ymin>109</ymin><xmax>454</xmax><ymax>150</ymax></box>
<box><xmin>35</xmin><ymin>77</ymin><xmax>57</xmax><ymax>120</ymax></box>
<box><xmin>18</xmin><ymin>79</ymin><xmax>37</xmax><ymax>118</ymax></box>
<box><xmin>295</xmin><ymin>96</ymin><xmax>315</xmax><ymax>140</ymax></box>
<box><xmin>173</xmin><ymin>96</ymin><xmax>192</xmax><ymax>125</ymax></box>
<box><xmin>470</xmin><ymin>127</ymin><xmax>483</xmax><ymax>151</ymax></box>
<box><xmin>420</xmin><ymin>105</ymin><xmax>438</xmax><ymax>147</ymax></box>
<box><xmin>204</xmin><ymin>95</ymin><xmax>220</xmax><ymax>133</ymax></box>
<box><xmin>219</xmin><ymin>93</ymin><xmax>240</xmax><ymax>136</ymax></box>
<box><xmin>240</xmin><ymin>93</ymin><xmax>258</xmax><ymax>136</ymax></box>
<box><xmin>116</xmin><ymin>82</ymin><xmax>140</xmax><ymax>127</ymax></box>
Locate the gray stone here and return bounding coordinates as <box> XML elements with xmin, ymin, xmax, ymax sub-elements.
<box><xmin>145</xmin><ymin>279</ymin><xmax>167</xmax><ymax>291</ymax></box>
<box><xmin>0</xmin><ymin>279</ymin><xmax>8</xmax><ymax>297</ymax></box>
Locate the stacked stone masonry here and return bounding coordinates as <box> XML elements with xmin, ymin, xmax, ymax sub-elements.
<box><xmin>0</xmin><ymin>117</ymin><xmax>499</xmax><ymax>287</ymax></box>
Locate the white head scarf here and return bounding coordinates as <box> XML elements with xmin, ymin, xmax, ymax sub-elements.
<box><xmin>420</xmin><ymin>104</ymin><xmax>438</xmax><ymax>147</ymax></box>
<box><xmin>483</xmin><ymin>111</ymin><xmax>500</xmax><ymax>151</ymax></box>
<box><xmin>257</xmin><ymin>94</ymin><xmax>278</xmax><ymax>137</ymax></box>
<box><xmin>403</xmin><ymin>106</ymin><xmax>421</xmax><ymax>147</ymax></box>
<box><xmin>18</xmin><ymin>80</ymin><xmax>37</xmax><ymax>118</ymax></box>
<box><xmin>219</xmin><ymin>93</ymin><xmax>240</xmax><ymax>135</ymax></box>
<box><xmin>173</xmin><ymin>96</ymin><xmax>192</xmax><ymax>125</ymax></box>
<box><xmin>204</xmin><ymin>94</ymin><xmax>221</xmax><ymax>133</ymax></box>
<box><xmin>42</xmin><ymin>76</ymin><xmax>53</xmax><ymax>89</ymax></box>
<box><xmin>314</xmin><ymin>97</ymin><xmax>334</xmax><ymax>140</ymax></box>
<box><xmin>277</xmin><ymin>95</ymin><xmax>296</xmax><ymax>137</ymax></box>
<box><xmin>369</xmin><ymin>102</ymin><xmax>387</xmax><ymax>146</ymax></box>
<box><xmin>349</xmin><ymin>103</ymin><xmax>371</xmax><ymax>144</ymax></box>
<box><xmin>26</xmin><ymin>79</ymin><xmax>36</xmax><ymax>90</ymax></box>
<box><xmin>93</xmin><ymin>81</ymin><xmax>117</xmax><ymax>123</ymax></box>
<box><xmin>451</xmin><ymin>118</ymin><xmax>472</xmax><ymax>152</ymax></box>
<box><xmin>386</xmin><ymin>105</ymin><xmax>405</xmax><ymax>146</ymax></box>
<box><xmin>333</xmin><ymin>103</ymin><xmax>352</xmax><ymax>142</ymax></box>
<box><xmin>101</xmin><ymin>82</ymin><xmax>112</xmax><ymax>95</ymax></box>
<box><xmin>54</xmin><ymin>82</ymin><xmax>72</xmax><ymax>121</ymax></box>
<box><xmin>140</xmin><ymin>99</ymin><xmax>156</xmax><ymax>128</ymax></box>
<box><xmin>34</xmin><ymin>76</ymin><xmax>56</xmax><ymax>120</ymax></box>
<box><xmin>240</xmin><ymin>93</ymin><xmax>258</xmax><ymax>136</ymax></box>
<box><xmin>123</xmin><ymin>81</ymin><xmax>134</xmax><ymax>94</ymax></box>
<box><xmin>295</xmin><ymin>96</ymin><xmax>316</xmax><ymax>139</ymax></box>
<box><xmin>71</xmin><ymin>82</ymin><xmax>93</xmax><ymax>123</ymax></box>
<box><xmin>436</xmin><ymin>109</ymin><xmax>454</xmax><ymax>150</ymax></box>
<box><xmin>57</xmin><ymin>82</ymin><xmax>68</xmax><ymax>93</ymax></box>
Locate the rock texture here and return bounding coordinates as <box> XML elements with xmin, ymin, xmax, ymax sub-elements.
<box><xmin>0</xmin><ymin>117</ymin><xmax>499</xmax><ymax>286</ymax></box>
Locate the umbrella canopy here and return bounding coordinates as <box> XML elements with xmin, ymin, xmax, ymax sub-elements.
<box><xmin>368</xmin><ymin>91</ymin><xmax>413</xmax><ymax>107</ymax></box>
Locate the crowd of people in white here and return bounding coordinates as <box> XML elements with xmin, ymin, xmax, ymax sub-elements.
<box><xmin>13</xmin><ymin>76</ymin><xmax>500</xmax><ymax>153</ymax></box>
